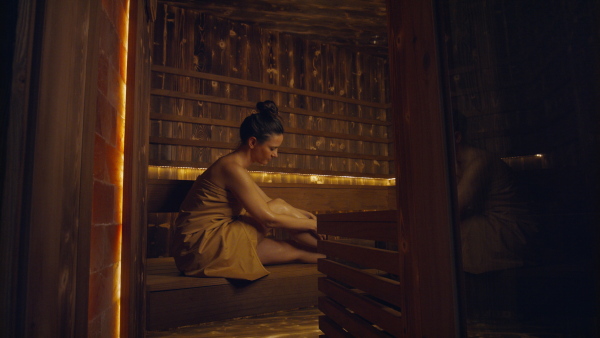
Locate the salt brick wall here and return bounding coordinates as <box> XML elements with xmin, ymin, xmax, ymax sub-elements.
<box><xmin>88</xmin><ymin>0</ymin><xmax>129</xmax><ymax>336</ymax></box>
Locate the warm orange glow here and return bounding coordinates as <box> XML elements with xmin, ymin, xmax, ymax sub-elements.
<box><xmin>501</xmin><ymin>153</ymin><xmax>549</xmax><ymax>170</ymax></box>
<box><xmin>115</xmin><ymin>0</ymin><xmax>130</xmax><ymax>335</ymax></box>
<box><xmin>148</xmin><ymin>165</ymin><xmax>396</xmax><ymax>186</ymax></box>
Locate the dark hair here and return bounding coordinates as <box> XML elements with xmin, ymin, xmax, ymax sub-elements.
<box><xmin>239</xmin><ymin>100</ymin><xmax>284</xmax><ymax>144</ymax></box>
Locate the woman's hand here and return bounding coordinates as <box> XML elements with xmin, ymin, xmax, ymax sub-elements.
<box><xmin>298</xmin><ymin>208</ymin><xmax>317</xmax><ymax>220</ymax></box>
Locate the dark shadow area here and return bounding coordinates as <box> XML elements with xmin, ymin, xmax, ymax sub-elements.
<box><xmin>438</xmin><ymin>0</ymin><xmax>599</xmax><ymax>336</ymax></box>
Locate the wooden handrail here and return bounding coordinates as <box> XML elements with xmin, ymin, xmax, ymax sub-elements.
<box><xmin>152</xmin><ymin>65</ymin><xmax>391</xmax><ymax>110</ymax></box>
<box><xmin>150</xmin><ymin>136</ymin><xmax>394</xmax><ymax>161</ymax></box>
<box><xmin>150</xmin><ymin>113</ymin><xmax>392</xmax><ymax>144</ymax></box>
<box><xmin>151</xmin><ymin>89</ymin><xmax>391</xmax><ymax>126</ymax></box>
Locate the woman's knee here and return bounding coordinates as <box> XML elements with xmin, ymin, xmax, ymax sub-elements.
<box><xmin>267</xmin><ymin>198</ymin><xmax>290</xmax><ymax>214</ymax></box>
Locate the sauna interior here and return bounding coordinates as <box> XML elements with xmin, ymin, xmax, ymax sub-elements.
<box><xmin>1</xmin><ymin>0</ymin><xmax>598</xmax><ymax>337</ymax></box>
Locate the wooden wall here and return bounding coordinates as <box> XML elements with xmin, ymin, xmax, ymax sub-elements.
<box><xmin>146</xmin><ymin>4</ymin><xmax>394</xmax><ymax>258</ymax></box>
<box><xmin>150</xmin><ymin>4</ymin><xmax>392</xmax><ymax>178</ymax></box>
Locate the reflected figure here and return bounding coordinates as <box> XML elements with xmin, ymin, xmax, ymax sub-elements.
<box><xmin>453</xmin><ymin>113</ymin><xmax>537</xmax><ymax>274</ymax></box>
<box><xmin>170</xmin><ymin>100</ymin><xmax>324</xmax><ymax>281</ymax></box>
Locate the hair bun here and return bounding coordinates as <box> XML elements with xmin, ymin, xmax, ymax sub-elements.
<box><xmin>256</xmin><ymin>100</ymin><xmax>279</xmax><ymax>117</ymax></box>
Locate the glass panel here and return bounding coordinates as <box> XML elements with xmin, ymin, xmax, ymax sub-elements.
<box><xmin>436</xmin><ymin>1</ymin><xmax>598</xmax><ymax>336</ymax></box>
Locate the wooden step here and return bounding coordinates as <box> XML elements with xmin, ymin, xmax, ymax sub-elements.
<box><xmin>146</xmin><ymin>257</ymin><xmax>323</xmax><ymax>331</ymax></box>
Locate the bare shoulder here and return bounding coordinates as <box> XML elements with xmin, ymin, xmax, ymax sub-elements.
<box><xmin>213</xmin><ymin>156</ymin><xmax>253</xmax><ymax>190</ymax></box>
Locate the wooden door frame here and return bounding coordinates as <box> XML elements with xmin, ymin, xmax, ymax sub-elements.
<box><xmin>1</xmin><ymin>0</ymin><xmax>101</xmax><ymax>336</ymax></box>
<box><xmin>124</xmin><ymin>0</ymin><xmax>465</xmax><ymax>335</ymax></box>
<box><xmin>121</xmin><ymin>0</ymin><xmax>154</xmax><ymax>336</ymax></box>
<box><xmin>387</xmin><ymin>0</ymin><xmax>464</xmax><ymax>336</ymax></box>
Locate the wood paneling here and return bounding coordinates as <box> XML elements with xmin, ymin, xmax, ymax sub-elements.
<box><xmin>318</xmin><ymin>240</ymin><xmax>400</xmax><ymax>275</ymax></box>
<box><xmin>317</xmin><ymin>210</ymin><xmax>402</xmax><ymax>336</ymax></box>
<box><xmin>161</xmin><ymin>0</ymin><xmax>389</xmax><ymax>57</ymax></box>
<box><xmin>318</xmin><ymin>316</ymin><xmax>353</xmax><ymax>338</ymax></box>
<box><xmin>147</xmin><ymin>179</ymin><xmax>396</xmax><ymax>214</ymax></box>
<box><xmin>318</xmin><ymin>277</ymin><xmax>402</xmax><ymax>337</ymax></box>
<box><xmin>318</xmin><ymin>259</ymin><xmax>402</xmax><ymax>308</ymax></box>
<box><xmin>318</xmin><ymin>221</ymin><xmax>397</xmax><ymax>242</ymax></box>
<box><xmin>150</xmin><ymin>5</ymin><xmax>391</xmax><ymax>177</ymax></box>
<box><xmin>319</xmin><ymin>297</ymin><xmax>391</xmax><ymax>337</ymax></box>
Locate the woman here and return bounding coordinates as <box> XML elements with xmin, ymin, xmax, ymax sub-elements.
<box><xmin>170</xmin><ymin>100</ymin><xmax>325</xmax><ymax>281</ymax></box>
<box><xmin>453</xmin><ymin>112</ymin><xmax>537</xmax><ymax>274</ymax></box>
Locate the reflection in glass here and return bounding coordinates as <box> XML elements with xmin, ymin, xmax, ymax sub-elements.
<box><xmin>439</xmin><ymin>1</ymin><xmax>598</xmax><ymax>336</ymax></box>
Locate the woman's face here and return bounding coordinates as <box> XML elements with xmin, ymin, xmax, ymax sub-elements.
<box><xmin>251</xmin><ymin>133</ymin><xmax>283</xmax><ymax>165</ymax></box>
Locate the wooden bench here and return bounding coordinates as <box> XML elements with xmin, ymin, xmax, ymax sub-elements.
<box><xmin>145</xmin><ymin>179</ymin><xmax>395</xmax><ymax>331</ymax></box>
<box><xmin>146</xmin><ymin>257</ymin><xmax>322</xmax><ymax>331</ymax></box>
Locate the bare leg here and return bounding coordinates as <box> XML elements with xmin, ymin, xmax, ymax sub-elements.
<box><xmin>267</xmin><ymin>198</ymin><xmax>320</xmax><ymax>248</ymax></box>
<box><xmin>257</xmin><ymin>237</ymin><xmax>323</xmax><ymax>265</ymax></box>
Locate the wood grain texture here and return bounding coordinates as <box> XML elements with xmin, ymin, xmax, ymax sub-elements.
<box><xmin>387</xmin><ymin>0</ymin><xmax>462</xmax><ymax>336</ymax></box>
<box><xmin>121</xmin><ymin>1</ymin><xmax>152</xmax><ymax>336</ymax></box>
<box><xmin>159</xmin><ymin>0</ymin><xmax>389</xmax><ymax>56</ymax></box>
<box><xmin>318</xmin><ymin>277</ymin><xmax>402</xmax><ymax>337</ymax></box>
<box><xmin>318</xmin><ymin>259</ymin><xmax>402</xmax><ymax>308</ymax></box>
<box><xmin>147</xmin><ymin>179</ymin><xmax>396</xmax><ymax>214</ymax></box>
<box><xmin>146</xmin><ymin>260</ymin><xmax>322</xmax><ymax>330</ymax></box>
<box><xmin>319</xmin><ymin>297</ymin><xmax>391</xmax><ymax>337</ymax></box>
<box><xmin>150</xmin><ymin>5</ymin><xmax>392</xmax><ymax>176</ymax></box>
<box><xmin>318</xmin><ymin>240</ymin><xmax>400</xmax><ymax>275</ymax></box>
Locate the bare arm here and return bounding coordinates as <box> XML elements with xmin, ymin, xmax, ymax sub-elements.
<box><xmin>223</xmin><ymin>164</ymin><xmax>316</xmax><ymax>231</ymax></box>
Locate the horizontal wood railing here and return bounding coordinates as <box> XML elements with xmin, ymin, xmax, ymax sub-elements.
<box><xmin>153</xmin><ymin>65</ymin><xmax>392</xmax><ymax>111</ymax></box>
<box><xmin>150</xmin><ymin>112</ymin><xmax>392</xmax><ymax>143</ymax></box>
<box><xmin>150</xmin><ymin>136</ymin><xmax>392</xmax><ymax>162</ymax></box>
<box><xmin>147</xmin><ymin>179</ymin><xmax>396</xmax><ymax>214</ymax></box>
<box><xmin>317</xmin><ymin>210</ymin><xmax>402</xmax><ymax>337</ymax></box>
<box><xmin>318</xmin><ymin>241</ymin><xmax>400</xmax><ymax>275</ymax></box>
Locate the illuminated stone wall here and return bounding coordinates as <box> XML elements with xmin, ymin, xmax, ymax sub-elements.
<box><xmin>88</xmin><ymin>0</ymin><xmax>129</xmax><ymax>336</ymax></box>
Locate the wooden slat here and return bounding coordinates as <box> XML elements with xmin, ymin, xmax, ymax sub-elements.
<box><xmin>319</xmin><ymin>315</ymin><xmax>353</xmax><ymax>338</ymax></box>
<box><xmin>318</xmin><ymin>240</ymin><xmax>400</xmax><ymax>275</ymax></box>
<box><xmin>151</xmin><ymin>89</ymin><xmax>391</xmax><ymax>126</ymax></box>
<box><xmin>150</xmin><ymin>136</ymin><xmax>393</xmax><ymax>161</ymax></box>
<box><xmin>147</xmin><ymin>179</ymin><xmax>396</xmax><ymax>213</ymax></box>
<box><xmin>318</xmin><ymin>210</ymin><xmax>397</xmax><ymax>222</ymax></box>
<box><xmin>147</xmin><ymin>268</ymin><xmax>320</xmax><ymax>330</ymax></box>
<box><xmin>319</xmin><ymin>297</ymin><xmax>392</xmax><ymax>337</ymax></box>
<box><xmin>150</xmin><ymin>112</ymin><xmax>392</xmax><ymax>144</ymax></box>
<box><xmin>152</xmin><ymin>64</ymin><xmax>391</xmax><ymax>110</ymax></box>
<box><xmin>147</xmin><ymin>262</ymin><xmax>322</xmax><ymax>291</ymax></box>
<box><xmin>318</xmin><ymin>221</ymin><xmax>397</xmax><ymax>242</ymax></box>
<box><xmin>149</xmin><ymin>159</ymin><xmax>396</xmax><ymax>179</ymax></box>
<box><xmin>318</xmin><ymin>259</ymin><xmax>402</xmax><ymax>308</ymax></box>
<box><xmin>318</xmin><ymin>278</ymin><xmax>402</xmax><ymax>337</ymax></box>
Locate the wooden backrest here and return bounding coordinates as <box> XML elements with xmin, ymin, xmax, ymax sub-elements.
<box><xmin>147</xmin><ymin>179</ymin><xmax>396</xmax><ymax>214</ymax></box>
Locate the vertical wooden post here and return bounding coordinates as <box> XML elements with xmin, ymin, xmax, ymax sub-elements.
<box><xmin>387</xmin><ymin>0</ymin><xmax>463</xmax><ymax>336</ymax></box>
<box><xmin>121</xmin><ymin>0</ymin><xmax>153</xmax><ymax>336</ymax></box>
<box><xmin>1</xmin><ymin>0</ymin><xmax>100</xmax><ymax>336</ymax></box>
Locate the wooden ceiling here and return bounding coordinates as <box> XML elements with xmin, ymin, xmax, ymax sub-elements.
<box><xmin>162</xmin><ymin>0</ymin><xmax>389</xmax><ymax>57</ymax></box>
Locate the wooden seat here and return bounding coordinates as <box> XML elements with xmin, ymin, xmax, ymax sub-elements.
<box><xmin>144</xmin><ymin>179</ymin><xmax>394</xmax><ymax>331</ymax></box>
<box><xmin>146</xmin><ymin>257</ymin><xmax>323</xmax><ymax>331</ymax></box>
